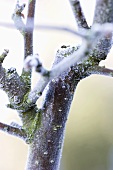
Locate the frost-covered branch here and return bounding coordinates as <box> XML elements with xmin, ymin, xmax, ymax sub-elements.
<box><xmin>24</xmin><ymin>54</ymin><xmax>48</xmax><ymax>75</ymax></box>
<box><xmin>12</xmin><ymin>0</ymin><xmax>36</xmax><ymax>57</ymax></box>
<box><xmin>21</xmin><ymin>0</ymin><xmax>36</xmax><ymax>93</ymax></box>
<box><xmin>0</xmin><ymin>21</ymin><xmax>89</xmax><ymax>38</ymax></box>
<box><xmin>92</xmin><ymin>0</ymin><xmax>113</xmax><ymax>59</ymax></box>
<box><xmin>24</xmin><ymin>23</ymin><xmax>112</xmax><ymax>104</ymax></box>
<box><xmin>0</xmin><ymin>122</ymin><xmax>27</xmax><ymax>141</ymax></box>
<box><xmin>69</xmin><ymin>0</ymin><xmax>89</xmax><ymax>29</ymax></box>
<box><xmin>24</xmin><ymin>43</ymin><xmax>86</xmax><ymax>103</ymax></box>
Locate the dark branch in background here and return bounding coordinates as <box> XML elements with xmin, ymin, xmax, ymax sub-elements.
<box><xmin>11</xmin><ymin>0</ymin><xmax>36</xmax><ymax>92</ymax></box>
<box><xmin>0</xmin><ymin>122</ymin><xmax>27</xmax><ymax>141</ymax></box>
<box><xmin>69</xmin><ymin>0</ymin><xmax>89</xmax><ymax>29</ymax></box>
<box><xmin>12</xmin><ymin>0</ymin><xmax>36</xmax><ymax>87</ymax></box>
<box><xmin>24</xmin><ymin>0</ymin><xmax>36</xmax><ymax>58</ymax></box>
<box><xmin>22</xmin><ymin>0</ymin><xmax>36</xmax><ymax>89</ymax></box>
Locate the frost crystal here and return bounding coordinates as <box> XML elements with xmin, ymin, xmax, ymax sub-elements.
<box><xmin>50</xmin><ymin>160</ymin><xmax>54</xmax><ymax>163</ymax></box>
<box><xmin>44</xmin><ymin>151</ymin><xmax>48</xmax><ymax>155</ymax></box>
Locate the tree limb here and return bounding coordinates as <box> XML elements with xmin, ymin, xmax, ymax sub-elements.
<box><xmin>24</xmin><ymin>0</ymin><xmax>36</xmax><ymax>58</ymax></box>
<box><xmin>26</xmin><ymin>48</ymin><xmax>82</xmax><ymax>170</ymax></box>
<box><xmin>0</xmin><ymin>122</ymin><xmax>27</xmax><ymax>141</ymax></box>
<box><xmin>12</xmin><ymin>2</ymin><xmax>26</xmax><ymax>35</ymax></box>
<box><xmin>92</xmin><ymin>0</ymin><xmax>113</xmax><ymax>59</ymax></box>
<box><xmin>24</xmin><ymin>23</ymin><xmax>113</xmax><ymax>104</ymax></box>
<box><xmin>69</xmin><ymin>0</ymin><xmax>89</xmax><ymax>29</ymax></box>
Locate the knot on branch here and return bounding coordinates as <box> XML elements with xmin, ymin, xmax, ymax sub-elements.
<box><xmin>24</xmin><ymin>54</ymin><xmax>49</xmax><ymax>76</ymax></box>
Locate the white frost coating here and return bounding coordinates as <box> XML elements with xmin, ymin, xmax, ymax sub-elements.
<box><xmin>50</xmin><ymin>160</ymin><xmax>54</xmax><ymax>163</ymax></box>
<box><xmin>44</xmin><ymin>151</ymin><xmax>48</xmax><ymax>155</ymax></box>
<box><xmin>24</xmin><ymin>54</ymin><xmax>40</xmax><ymax>71</ymax></box>
<box><xmin>27</xmin><ymin>23</ymin><xmax>113</xmax><ymax>104</ymax></box>
<box><xmin>35</xmin><ymin>160</ymin><xmax>39</xmax><ymax>165</ymax></box>
<box><xmin>62</xmin><ymin>85</ymin><xmax>66</xmax><ymax>89</ymax></box>
<box><xmin>64</xmin><ymin>98</ymin><xmax>68</xmax><ymax>100</ymax></box>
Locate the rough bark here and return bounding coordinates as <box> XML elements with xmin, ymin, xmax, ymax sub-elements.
<box><xmin>92</xmin><ymin>0</ymin><xmax>113</xmax><ymax>59</ymax></box>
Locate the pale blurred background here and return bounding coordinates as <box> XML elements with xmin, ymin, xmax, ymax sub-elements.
<box><xmin>1</xmin><ymin>0</ymin><xmax>113</xmax><ymax>170</ymax></box>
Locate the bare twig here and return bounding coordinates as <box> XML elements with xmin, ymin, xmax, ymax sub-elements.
<box><xmin>0</xmin><ymin>21</ymin><xmax>89</xmax><ymax>38</ymax></box>
<box><xmin>69</xmin><ymin>0</ymin><xmax>89</xmax><ymax>29</ymax></box>
<box><xmin>88</xmin><ymin>66</ymin><xmax>113</xmax><ymax>77</ymax></box>
<box><xmin>24</xmin><ymin>0</ymin><xmax>36</xmax><ymax>58</ymax></box>
<box><xmin>0</xmin><ymin>122</ymin><xmax>27</xmax><ymax>141</ymax></box>
<box><xmin>21</xmin><ymin>0</ymin><xmax>36</xmax><ymax>93</ymax></box>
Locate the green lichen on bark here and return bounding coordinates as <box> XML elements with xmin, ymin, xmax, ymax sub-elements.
<box><xmin>57</xmin><ymin>45</ymin><xmax>106</xmax><ymax>93</ymax></box>
<box><xmin>20</xmin><ymin>70</ymin><xmax>31</xmax><ymax>90</ymax></box>
<box><xmin>0</xmin><ymin>59</ymin><xmax>42</xmax><ymax>144</ymax></box>
<box><xmin>21</xmin><ymin>108</ymin><xmax>42</xmax><ymax>144</ymax></box>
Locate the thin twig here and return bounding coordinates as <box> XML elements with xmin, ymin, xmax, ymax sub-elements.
<box><xmin>88</xmin><ymin>66</ymin><xmax>113</xmax><ymax>77</ymax></box>
<box><xmin>2</xmin><ymin>21</ymin><xmax>113</xmax><ymax>39</ymax></box>
<box><xmin>21</xmin><ymin>0</ymin><xmax>36</xmax><ymax>90</ymax></box>
<box><xmin>0</xmin><ymin>122</ymin><xmax>27</xmax><ymax>141</ymax></box>
<box><xmin>0</xmin><ymin>21</ymin><xmax>88</xmax><ymax>39</ymax></box>
<box><xmin>69</xmin><ymin>0</ymin><xmax>89</xmax><ymax>29</ymax></box>
<box><xmin>24</xmin><ymin>0</ymin><xmax>36</xmax><ymax>58</ymax></box>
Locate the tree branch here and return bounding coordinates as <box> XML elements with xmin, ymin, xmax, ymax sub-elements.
<box><xmin>25</xmin><ymin>48</ymin><xmax>82</xmax><ymax>170</ymax></box>
<box><xmin>0</xmin><ymin>122</ymin><xmax>27</xmax><ymax>141</ymax></box>
<box><xmin>0</xmin><ymin>21</ymin><xmax>89</xmax><ymax>38</ymax></box>
<box><xmin>24</xmin><ymin>0</ymin><xmax>36</xmax><ymax>58</ymax></box>
<box><xmin>24</xmin><ymin>23</ymin><xmax>113</xmax><ymax>104</ymax></box>
<box><xmin>0</xmin><ymin>65</ymin><xmax>29</xmax><ymax>111</ymax></box>
<box><xmin>87</xmin><ymin>66</ymin><xmax>113</xmax><ymax>77</ymax></box>
<box><xmin>92</xmin><ymin>0</ymin><xmax>113</xmax><ymax>59</ymax></box>
<box><xmin>21</xmin><ymin>0</ymin><xmax>37</xmax><ymax>94</ymax></box>
<box><xmin>69</xmin><ymin>0</ymin><xmax>89</xmax><ymax>29</ymax></box>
